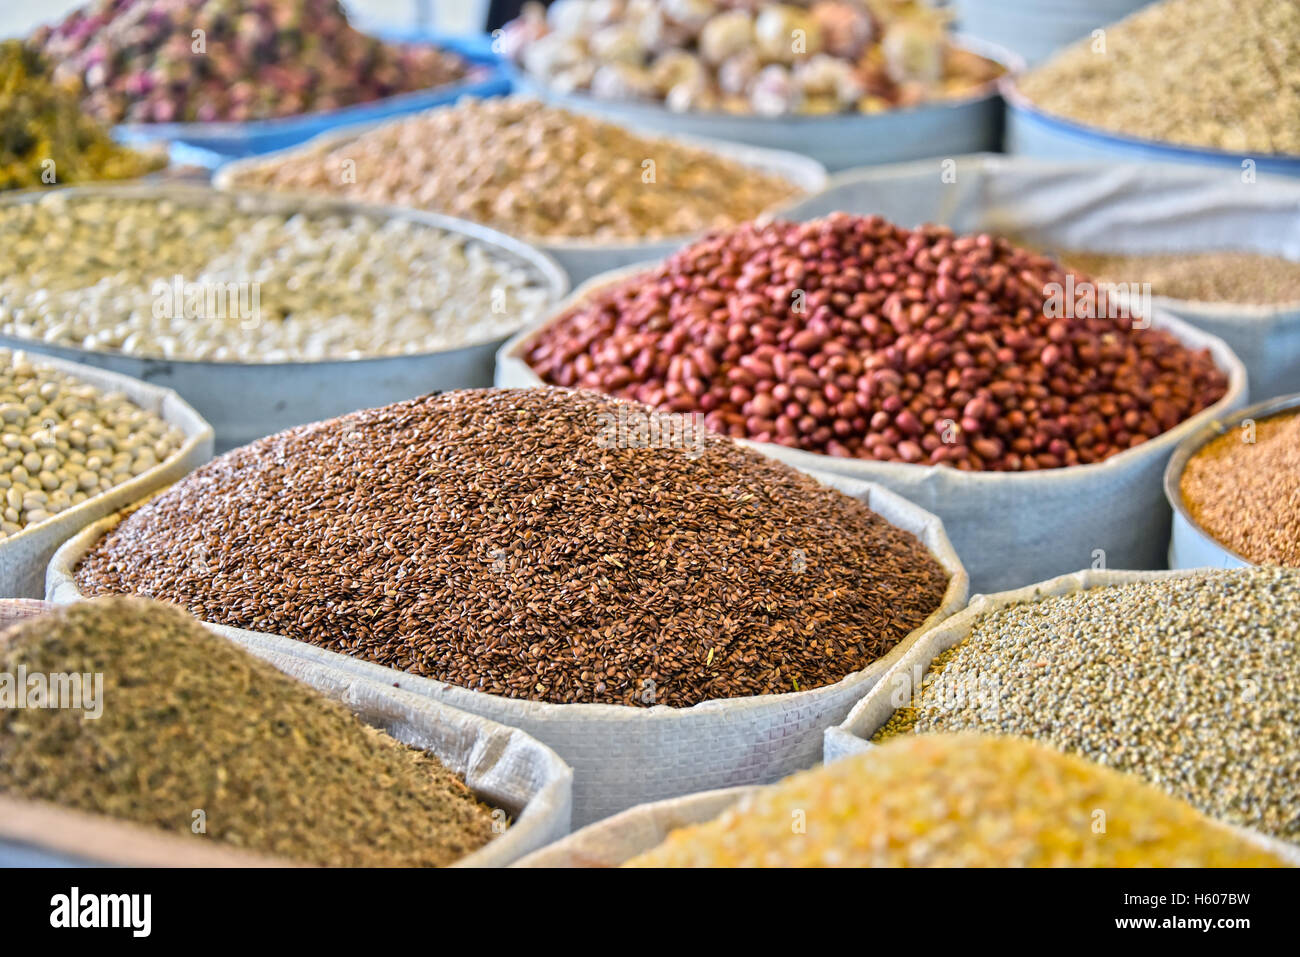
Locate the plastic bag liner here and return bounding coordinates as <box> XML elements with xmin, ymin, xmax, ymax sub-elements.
<box><xmin>1002</xmin><ymin>79</ymin><xmax>1300</xmax><ymax>180</ymax></box>
<box><xmin>821</xmin><ymin>567</ymin><xmax>1300</xmax><ymax>859</ymax></box>
<box><xmin>0</xmin><ymin>599</ymin><xmax>572</xmax><ymax>867</ymax></box>
<box><xmin>214</xmin><ymin>115</ymin><xmax>827</xmax><ymax>286</ymax></box>
<box><xmin>47</xmin><ymin>468</ymin><xmax>968</xmax><ymax>828</ymax></box>
<box><xmin>783</xmin><ymin>152</ymin><xmax>1300</xmax><ymax>399</ymax></box>
<box><xmin>111</xmin><ymin>35</ymin><xmax>510</xmax><ymax>161</ymax></box>
<box><xmin>495</xmin><ymin>257</ymin><xmax>1248</xmax><ymax>595</ymax></box>
<box><xmin>513</xmin><ymin>786</ymin><xmax>758</xmax><ymax>868</ymax></box>
<box><xmin>0</xmin><ymin>353</ymin><xmax>213</xmax><ymax>599</ymax></box>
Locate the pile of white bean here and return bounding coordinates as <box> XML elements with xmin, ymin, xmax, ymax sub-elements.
<box><xmin>0</xmin><ymin>349</ymin><xmax>184</xmax><ymax>539</ymax></box>
<box><xmin>0</xmin><ymin>194</ymin><xmax>555</xmax><ymax>362</ymax></box>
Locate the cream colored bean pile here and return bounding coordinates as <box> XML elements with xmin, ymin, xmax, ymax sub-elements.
<box><xmin>0</xmin><ymin>349</ymin><xmax>183</xmax><ymax>540</ymax></box>
<box><xmin>0</xmin><ymin>193</ymin><xmax>553</xmax><ymax>362</ymax></box>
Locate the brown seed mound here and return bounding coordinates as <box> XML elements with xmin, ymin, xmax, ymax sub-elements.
<box><xmin>0</xmin><ymin>598</ymin><xmax>497</xmax><ymax>867</ymax></box>
<box><xmin>1180</xmin><ymin>411</ymin><xmax>1300</xmax><ymax>566</ymax></box>
<box><xmin>74</xmin><ymin>388</ymin><xmax>950</xmax><ymax>707</ymax></box>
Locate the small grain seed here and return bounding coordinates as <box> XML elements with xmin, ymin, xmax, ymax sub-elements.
<box><xmin>0</xmin><ymin>598</ymin><xmax>497</xmax><ymax>867</ymax></box>
<box><xmin>875</xmin><ymin>569</ymin><xmax>1300</xmax><ymax>842</ymax></box>
<box><xmin>74</xmin><ymin>387</ymin><xmax>950</xmax><ymax>708</ymax></box>
<box><xmin>1180</xmin><ymin>410</ymin><xmax>1300</xmax><ymax>566</ymax></box>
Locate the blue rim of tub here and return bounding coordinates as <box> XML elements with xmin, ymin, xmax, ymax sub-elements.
<box><xmin>109</xmin><ymin>33</ymin><xmax>509</xmax><ymax>163</ymax></box>
<box><xmin>1002</xmin><ymin>77</ymin><xmax>1300</xmax><ymax>175</ymax></box>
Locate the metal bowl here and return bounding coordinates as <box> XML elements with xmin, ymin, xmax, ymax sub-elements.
<box><xmin>508</xmin><ymin>36</ymin><xmax>1021</xmax><ymax>172</ymax></box>
<box><xmin>1164</xmin><ymin>392</ymin><xmax>1300</xmax><ymax>569</ymax></box>
<box><xmin>0</xmin><ymin>184</ymin><xmax>569</xmax><ymax>452</ymax></box>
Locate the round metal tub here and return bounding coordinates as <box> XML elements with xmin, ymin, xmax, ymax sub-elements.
<box><xmin>0</xmin><ymin>184</ymin><xmax>569</xmax><ymax>452</ymax></box>
<box><xmin>508</xmin><ymin>37</ymin><xmax>1021</xmax><ymax>172</ymax></box>
<box><xmin>1164</xmin><ymin>393</ymin><xmax>1300</xmax><ymax>570</ymax></box>
<box><xmin>1003</xmin><ymin>78</ymin><xmax>1300</xmax><ymax>179</ymax></box>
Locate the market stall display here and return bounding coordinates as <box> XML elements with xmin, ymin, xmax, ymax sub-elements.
<box><xmin>0</xmin><ymin>185</ymin><xmax>566</xmax><ymax>449</ymax></box>
<box><xmin>49</xmin><ymin>386</ymin><xmax>967</xmax><ymax>824</ymax></box>
<box><xmin>215</xmin><ymin>95</ymin><xmax>825</xmax><ymax>282</ymax></box>
<box><xmin>497</xmin><ymin>211</ymin><xmax>1246</xmax><ymax>592</ymax></box>
<box><xmin>501</xmin><ymin>1</ymin><xmax>1014</xmax><ymax>170</ymax></box>
<box><xmin>0</xmin><ymin>598</ymin><xmax>572</xmax><ymax>867</ymax></box>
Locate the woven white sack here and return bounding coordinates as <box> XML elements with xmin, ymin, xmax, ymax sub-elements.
<box><xmin>513</xmin><ymin>786</ymin><xmax>757</xmax><ymax>868</ymax></box>
<box><xmin>47</xmin><ymin>468</ymin><xmax>968</xmax><ymax>828</ymax></box>
<box><xmin>0</xmin><ymin>352</ymin><xmax>213</xmax><ymax>598</ymax></box>
<box><xmin>495</xmin><ymin>265</ymin><xmax>1248</xmax><ymax>595</ymax></box>
<box><xmin>0</xmin><ymin>599</ymin><xmax>572</xmax><ymax>867</ymax></box>
<box><xmin>783</xmin><ymin>153</ymin><xmax>1300</xmax><ymax>400</ymax></box>
<box><xmin>821</xmin><ymin>567</ymin><xmax>1300</xmax><ymax>860</ymax></box>
<box><xmin>215</xmin><ymin>115</ymin><xmax>828</xmax><ymax>286</ymax></box>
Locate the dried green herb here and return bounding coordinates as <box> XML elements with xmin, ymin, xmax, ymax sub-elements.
<box><xmin>0</xmin><ymin>598</ymin><xmax>498</xmax><ymax>866</ymax></box>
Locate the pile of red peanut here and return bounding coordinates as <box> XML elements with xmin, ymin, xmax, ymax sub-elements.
<box><xmin>525</xmin><ymin>214</ymin><xmax>1229</xmax><ymax>471</ymax></box>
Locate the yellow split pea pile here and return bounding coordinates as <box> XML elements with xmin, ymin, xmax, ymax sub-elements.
<box><xmin>627</xmin><ymin>734</ymin><xmax>1286</xmax><ymax>867</ymax></box>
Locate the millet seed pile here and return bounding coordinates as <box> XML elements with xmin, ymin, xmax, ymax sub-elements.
<box><xmin>1180</xmin><ymin>410</ymin><xmax>1300</xmax><ymax>566</ymax></box>
<box><xmin>527</xmin><ymin>213</ymin><xmax>1228</xmax><ymax>469</ymax></box>
<box><xmin>1051</xmin><ymin>249</ymin><xmax>1300</xmax><ymax>305</ymax></box>
<box><xmin>0</xmin><ymin>598</ymin><xmax>497</xmax><ymax>867</ymax></box>
<box><xmin>875</xmin><ymin>568</ymin><xmax>1300</xmax><ymax>842</ymax></box>
<box><xmin>1019</xmin><ymin>0</ymin><xmax>1300</xmax><ymax>154</ymax></box>
<box><xmin>625</xmin><ymin>733</ymin><xmax>1286</xmax><ymax>867</ymax></box>
<box><xmin>224</xmin><ymin>96</ymin><xmax>805</xmax><ymax>241</ymax></box>
<box><xmin>74</xmin><ymin>388</ymin><xmax>950</xmax><ymax>708</ymax></box>
<box><xmin>0</xmin><ymin>348</ymin><xmax>184</xmax><ymax>540</ymax></box>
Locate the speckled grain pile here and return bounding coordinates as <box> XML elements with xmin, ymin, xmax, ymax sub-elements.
<box><xmin>875</xmin><ymin>568</ymin><xmax>1300</xmax><ymax>842</ymax></box>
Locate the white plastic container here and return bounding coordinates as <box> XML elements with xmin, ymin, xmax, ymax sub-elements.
<box><xmin>495</xmin><ymin>256</ymin><xmax>1248</xmax><ymax>595</ymax></box>
<box><xmin>0</xmin><ymin>599</ymin><xmax>573</xmax><ymax>868</ymax></box>
<box><xmin>0</xmin><ymin>353</ymin><xmax>212</xmax><ymax>599</ymax></box>
<box><xmin>47</xmin><ymin>467</ymin><xmax>968</xmax><ymax>828</ymax></box>
<box><xmin>509</xmin><ymin>37</ymin><xmax>1020</xmax><ymax>172</ymax></box>
<box><xmin>214</xmin><ymin>116</ymin><xmax>828</xmax><ymax>286</ymax></box>
<box><xmin>0</xmin><ymin>184</ymin><xmax>570</xmax><ymax>453</ymax></box>
<box><xmin>1163</xmin><ymin>393</ymin><xmax>1300</xmax><ymax>570</ymax></box>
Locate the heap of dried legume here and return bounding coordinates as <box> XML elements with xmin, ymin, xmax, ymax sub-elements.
<box><xmin>875</xmin><ymin>568</ymin><xmax>1300</xmax><ymax>843</ymax></box>
<box><xmin>1180</xmin><ymin>411</ymin><xmax>1300</xmax><ymax>566</ymax></box>
<box><xmin>1047</xmin><ymin>249</ymin><xmax>1300</xmax><ymax>305</ymax></box>
<box><xmin>0</xmin><ymin>41</ymin><xmax>164</xmax><ymax>191</ymax></box>
<box><xmin>224</xmin><ymin>96</ymin><xmax>805</xmax><ymax>240</ymax></box>
<box><xmin>626</xmin><ymin>734</ymin><xmax>1286</xmax><ymax>867</ymax></box>
<box><xmin>0</xmin><ymin>598</ymin><xmax>498</xmax><ymax>867</ymax></box>
<box><xmin>30</xmin><ymin>0</ymin><xmax>472</xmax><ymax>125</ymax></box>
<box><xmin>0</xmin><ymin>348</ymin><xmax>183</xmax><ymax>540</ymax></box>
<box><xmin>0</xmin><ymin>192</ymin><xmax>553</xmax><ymax>362</ymax></box>
<box><xmin>526</xmin><ymin>213</ymin><xmax>1229</xmax><ymax>469</ymax></box>
<box><xmin>1018</xmin><ymin>0</ymin><xmax>1300</xmax><ymax>155</ymax></box>
<box><xmin>74</xmin><ymin>387</ymin><xmax>950</xmax><ymax>707</ymax></box>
